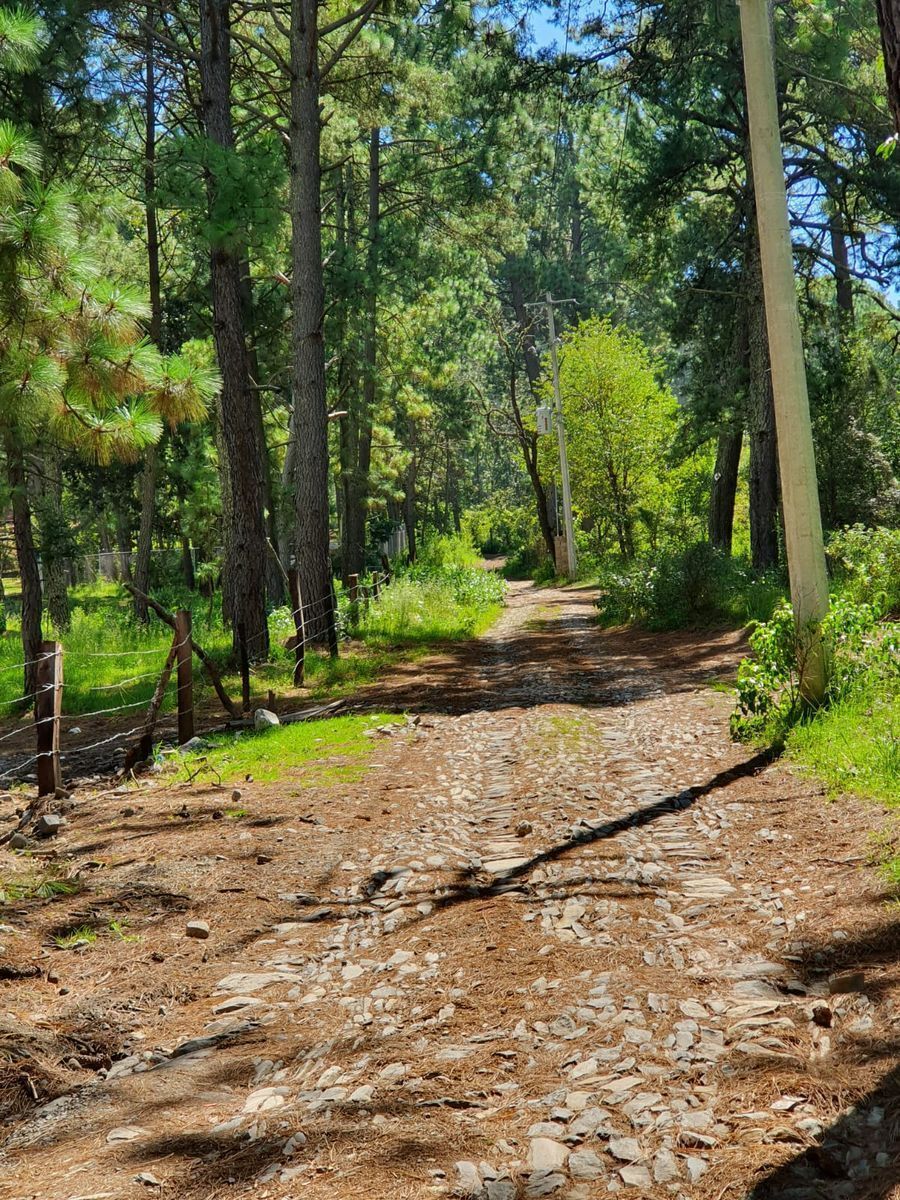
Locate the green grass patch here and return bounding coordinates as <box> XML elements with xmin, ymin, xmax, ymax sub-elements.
<box><xmin>787</xmin><ymin>685</ymin><xmax>900</xmax><ymax>805</ymax></box>
<box><xmin>0</xmin><ymin>875</ymin><xmax>80</xmax><ymax>903</ymax></box>
<box><xmin>108</xmin><ymin>918</ymin><xmax>140</xmax><ymax>942</ymax></box>
<box><xmin>53</xmin><ymin>924</ymin><xmax>98</xmax><ymax>949</ymax></box>
<box><xmin>356</xmin><ymin>574</ymin><xmax>504</xmax><ymax>645</ymax></box>
<box><xmin>176</xmin><ymin>711</ymin><xmax>404</xmax><ymax>785</ymax></box>
<box><xmin>0</xmin><ymin>558</ymin><xmax>505</xmax><ymax>717</ymax></box>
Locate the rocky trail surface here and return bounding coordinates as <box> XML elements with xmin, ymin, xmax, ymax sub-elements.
<box><xmin>2</xmin><ymin>582</ymin><xmax>898</xmax><ymax>1200</ymax></box>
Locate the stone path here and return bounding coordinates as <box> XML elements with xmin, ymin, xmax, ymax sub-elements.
<box><xmin>3</xmin><ymin>582</ymin><xmax>896</xmax><ymax>1200</ymax></box>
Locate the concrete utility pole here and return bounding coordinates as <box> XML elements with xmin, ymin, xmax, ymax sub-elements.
<box><xmin>545</xmin><ymin>295</ymin><xmax>578</xmax><ymax>577</ymax></box>
<box><xmin>739</xmin><ymin>0</ymin><xmax>829</xmax><ymax>703</ymax></box>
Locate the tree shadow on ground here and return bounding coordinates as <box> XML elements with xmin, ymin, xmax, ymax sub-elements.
<box><xmin>270</xmin><ymin>747</ymin><xmax>776</xmax><ymax>934</ymax></box>
<box><xmin>353</xmin><ymin>587</ymin><xmax>746</xmax><ymax>718</ymax></box>
<box><xmin>728</xmin><ymin>903</ymin><xmax>900</xmax><ymax>1199</ymax></box>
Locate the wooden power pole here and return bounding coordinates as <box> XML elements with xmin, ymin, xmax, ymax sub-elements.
<box><xmin>739</xmin><ymin>0</ymin><xmax>829</xmax><ymax>703</ymax></box>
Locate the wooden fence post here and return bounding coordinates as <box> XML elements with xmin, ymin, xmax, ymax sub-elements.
<box><xmin>35</xmin><ymin>641</ymin><xmax>63</xmax><ymax>796</ymax></box>
<box><xmin>326</xmin><ymin>577</ymin><xmax>339</xmax><ymax>661</ymax></box>
<box><xmin>372</xmin><ymin>571</ymin><xmax>381</xmax><ymax>602</ymax></box>
<box><xmin>237</xmin><ymin>621</ymin><xmax>251</xmax><ymax>713</ymax></box>
<box><xmin>287</xmin><ymin>568</ymin><xmax>305</xmax><ymax>687</ymax></box>
<box><xmin>174</xmin><ymin>609</ymin><xmax>194</xmax><ymax>744</ymax></box>
<box><xmin>347</xmin><ymin>572</ymin><xmax>360</xmax><ymax>631</ymax></box>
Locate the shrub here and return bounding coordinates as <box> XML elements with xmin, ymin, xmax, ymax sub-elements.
<box><xmin>594</xmin><ymin>543</ymin><xmax>783</xmax><ymax>629</ymax></box>
<box><xmin>359</xmin><ymin>565</ymin><xmax>505</xmax><ymax>644</ymax></box>
<box><xmin>414</xmin><ymin>532</ymin><xmax>481</xmax><ymax>571</ymax></box>
<box><xmin>503</xmin><ymin>544</ymin><xmax>545</xmax><ymax>580</ymax></box>
<box><xmin>827</xmin><ymin>524</ymin><xmax>900</xmax><ymax>616</ymax></box>
<box><xmin>462</xmin><ymin>493</ymin><xmax>539</xmax><ymax>556</ymax></box>
<box><xmin>731</xmin><ymin>597</ymin><xmax>900</xmax><ymax>742</ymax></box>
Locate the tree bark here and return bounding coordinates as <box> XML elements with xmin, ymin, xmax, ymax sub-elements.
<box><xmin>177</xmin><ymin>533</ymin><xmax>193</xmax><ymax>590</ymax></box>
<box><xmin>116</xmin><ymin>509</ymin><xmax>133</xmax><ymax>582</ymax></box>
<box><xmin>509</xmin><ymin>365</ymin><xmax>556</xmax><ymax>561</ymax></box>
<box><xmin>290</xmin><ymin>0</ymin><xmax>334</xmax><ymax>643</ymax></box>
<box><xmin>199</xmin><ymin>0</ymin><xmax>269</xmax><ymax>658</ymax></box>
<box><xmin>134</xmin><ymin>12</ymin><xmax>163</xmax><ymax>622</ymax></box>
<box><xmin>40</xmin><ymin>456</ymin><xmax>71</xmax><ymax>632</ymax></box>
<box><xmin>828</xmin><ymin>211</ymin><xmax>854</xmax><ymax>320</ymax></box>
<box><xmin>740</xmin><ymin>0</ymin><xmax>829</xmax><ymax>702</ymax></box>
<box><xmin>876</xmin><ymin>0</ymin><xmax>900</xmax><ymax>134</ymax></box>
<box><xmin>745</xmin><ymin>227</ymin><xmax>779</xmax><ymax>572</ymax></box>
<box><xmin>402</xmin><ymin>423</ymin><xmax>418</xmax><ymax>563</ymax></box>
<box><xmin>342</xmin><ymin>128</ymin><xmax>380</xmax><ymax>583</ymax></box>
<box><xmin>708</xmin><ymin>427</ymin><xmax>743</xmax><ymax>555</ymax></box>
<box><xmin>507</xmin><ymin>277</ymin><xmax>556</xmax><ymax>561</ymax></box>
<box><xmin>238</xmin><ymin>257</ymin><xmax>284</xmax><ymax>606</ymax></box>
<box><xmin>5</xmin><ymin>439</ymin><xmax>42</xmax><ymax>696</ymax></box>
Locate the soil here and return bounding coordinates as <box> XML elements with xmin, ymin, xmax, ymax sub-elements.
<box><xmin>0</xmin><ymin>580</ymin><xmax>897</xmax><ymax>1200</ymax></box>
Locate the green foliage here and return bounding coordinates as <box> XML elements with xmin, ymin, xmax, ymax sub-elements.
<box><xmin>0</xmin><ymin>18</ymin><xmax>218</xmax><ymax>473</ymax></box>
<box><xmin>550</xmin><ymin>318</ymin><xmax>681</xmax><ymax>559</ymax></box>
<box><xmin>0</xmin><ymin>6</ymin><xmax>42</xmax><ymax>75</ymax></box>
<box><xmin>53</xmin><ymin>924</ymin><xmax>97</xmax><ymax>949</ymax></box>
<box><xmin>595</xmin><ymin>543</ymin><xmax>783</xmax><ymax>630</ymax></box>
<box><xmin>788</xmin><ymin>684</ymin><xmax>900</xmax><ymax>805</ymax></box>
<box><xmin>414</xmin><ymin>533</ymin><xmax>481</xmax><ymax>571</ymax></box>
<box><xmin>731</xmin><ymin>598</ymin><xmax>900</xmax><ymax>742</ymax></box>
<box><xmin>158</xmin><ymin>134</ymin><xmax>287</xmax><ymax>255</ymax></box>
<box><xmin>0</xmin><ymin>874</ymin><xmax>79</xmax><ymax>902</ymax></box>
<box><xmin>462</xmin><ymin>492</ymin><xmax>538</xmax><ymax>556</ymax></box>
<box><xmin>827</xmin><ymin>525</ymin><xmax>900</xmax><ymax>615</ymax></box>
<box><xmin>361</xmin><ymin>558</ymin><xmax>506</xmax><ymax>644</ymax></box>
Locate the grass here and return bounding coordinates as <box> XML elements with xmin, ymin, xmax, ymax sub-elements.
<box><xmin>787</xmin><ymin>684</ymin><xmax>900</xmax><ymax>805</ymax></box>
<box><xmin>355</xmin><ymin>574</ymin><xmax>505</xmax><ymax>645</ymax></box>
<box><xmin>51</xmin><ymin>918</ymin><xmax>140</xmax><ymax>948</ymax></box>
<box><xmin>175</xmin><ymin>711</ymin><xmax>405</xmax><ymax>785</ymax></box>
<box><xmin>0</xmin><ymin>560</ymin><xmax>505</xmax><ymax>718</ymax></box>
<box><xmin>0</xmin><ymin>875</ymin><xmax>80</xmax><ymax>903</ymax></box>
<box><xmin>53</xmin><ymin>925</ymin><xmax>97</xmax><ymax>949</ymax></box>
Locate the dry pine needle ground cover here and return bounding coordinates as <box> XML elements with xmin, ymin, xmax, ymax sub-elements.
<box><xmin>0</xmin><ymin>580</ymin><xmax>897</xmax><ymax>1200</ymax></box>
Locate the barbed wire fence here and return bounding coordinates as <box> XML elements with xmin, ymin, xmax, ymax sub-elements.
<box><xmin>0</xmin><ymin>561</ymin><xmax>397</xmax><ymax>796</ymax></box>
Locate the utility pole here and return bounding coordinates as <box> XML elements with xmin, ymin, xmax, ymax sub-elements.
<box><xmin>545</xmin><ymin>295</ymin><xmax>577</xmax><ymax>577</ymax></box>
<box><xmin>739</xmin><ymin>0</ymin><xmax>829</xmax><ymax>703</ymax></box>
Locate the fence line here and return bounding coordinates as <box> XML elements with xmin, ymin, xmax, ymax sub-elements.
<box><xmin>0</xmin><ymin>567</ymin><xmax>398</xmax><ymax>792</ymax></box>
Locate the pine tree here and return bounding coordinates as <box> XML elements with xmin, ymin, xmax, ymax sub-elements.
<box><xmin>0</xmin><ymin>8</ymin><xmax>218</xmax><ymax>692</ymax></box>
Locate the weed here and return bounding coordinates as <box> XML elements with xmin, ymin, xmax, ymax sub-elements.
<box><xmin>108</xmin><ymin>919</ymin><xmax>140</xmax><ymax>942</ymax></box>
<box><xmin>53</xmin><ymin>925</ymin><xmax>97</xmax><ymax>949</ymax></box>
<box><xmin>0</xmin><ymin>876</ymin><xmax>80</xmax><ymax>904</ymax></box>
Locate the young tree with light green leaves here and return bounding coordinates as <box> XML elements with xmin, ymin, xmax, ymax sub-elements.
<box><xmin>550</xmin><ymin>318</ymin><xmax>679</xmax><ymax>560</ymax></box>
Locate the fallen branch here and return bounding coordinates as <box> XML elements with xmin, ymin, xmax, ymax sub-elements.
<box><xmin>123</xmin><ymin>584</ymin><xmax>239</xmax><ymax>719</ymax></box>
<box><xmin>122</xmin><ymin>630</ymin><xmax>180</xmax><ymax>775</ymax></box>
<box><xmin>224</xmin><ymin>698</ymin><xmax>346</xmax><ymax>729</ymax></box>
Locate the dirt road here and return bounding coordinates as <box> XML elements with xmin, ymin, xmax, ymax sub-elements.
<box><xmin>2</xmin><ymin>582</ymin><xmax>897</xmax><ymax>1200</ymax></box>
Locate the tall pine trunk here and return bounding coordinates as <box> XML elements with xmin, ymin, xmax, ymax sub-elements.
<box><xmin>5</xmin><ymin>439</ymin><xmax>42</xmax><ymax>697</ymax></box>
<box><xmin>876</xmin><ymin>0</ymin><xmax>900</xmax><ymax>133</ymax></box>
<box><xmin>708</xmin><ymin>428</ymin><xmax>743</xmax><ymax>554</ymax></box>
<box><xmin>238</xmin><ymin>258</ymin><xmax>285</xmax><ymax>606</ymax></box>
<box><xmin>40</xmin><ymin>455</ymin><xmax>71</xmax><ymax>632</ymax></box>
<box><xmin>342</xmin><ymin>128</ymin><xmax>379</xmax><ymax>581</ymax></box>
<box><xmin>508</xmin><ymin>274</ymin><xmax>557</xmax><ymax>561</ymax></box>
<box><xmin>134</xmin><ymin>13</ymin><xmax>162</xmax><ymax>622</ymax></box>
<box><xmin>290</xmin><ymin>0</ymin><xmax>334</xmax><ymax>642</ymax></box>
<box><xmin>199</xmin><ymin>0</ymin><xmax>269</xmax><ymax>658</ymax></box>
<box><xmin>745</xmin><ymin>226</ymin><xmax>779</xmax><ymax>572</ymax></box>
<box><xmin>828</xmin><ymin>212</ymin><xmax>854</xmax><ymax>320</ymax></box>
